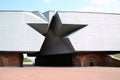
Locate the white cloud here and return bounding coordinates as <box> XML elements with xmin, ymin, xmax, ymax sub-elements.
<box><xmin>80</xmin><ymin>7</ymin><xmax>104</xmax><ymax>12</ymax></box>
<box><xmin>90</xmin><ymin>0</ymin><xmax>119</xmax><ymax>5</ymax></box>
<box><xmin>45</xmin><ymin>0</ymin><xmax>51</xmax><ymax>3</ymax></box>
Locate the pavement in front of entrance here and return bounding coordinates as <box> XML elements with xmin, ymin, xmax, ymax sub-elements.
<box><xmin>0</xmin><ymin>67</ymin><xmax>120</xmax><ymax>80</ymax></box>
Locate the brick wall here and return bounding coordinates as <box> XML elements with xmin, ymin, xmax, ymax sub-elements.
<box><xmin>0</xmin><ymin>52</ymin><xmax>23</xmax><ymax>67</ymax></box>
<box><xmin>73</xmin><ymin>52</ymin><xmax>106</xmax><ymax>66</ymax></box>
<box><xmin>106</xmin><ymin>55</ymin><xmax>120</xmax><ymax>67</ymax></box>
<box><xmin>73</xmin><ymin>52</ymin><xmax>120</xmax><ymax>67</ymax></box>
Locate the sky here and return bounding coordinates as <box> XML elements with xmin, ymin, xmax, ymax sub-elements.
<box><xmin>0</xmin><ymin>0</ymin><xmax>120</xmax><ymax>13</ymax></box>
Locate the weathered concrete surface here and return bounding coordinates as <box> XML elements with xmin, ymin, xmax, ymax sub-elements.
<box><xmin>0</xmin><ymin>67</ymin><xmax>120</xmax><ymax>80</ymax></box>
<box><xmin>0</xmin><ymin>52</ymin><xmax>23</xmax><ymax>67</ymax></box>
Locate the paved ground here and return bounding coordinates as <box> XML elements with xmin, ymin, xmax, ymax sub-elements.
<box><xmin>0</xmin><ymin>66</ymin><xmax>120</xmax><ymax>80</ymax></box>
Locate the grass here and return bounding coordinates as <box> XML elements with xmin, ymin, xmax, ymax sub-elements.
<box><xmin>23</xmin><ymin>58</ymin><xmax>32</xmax><ymax>62</ymax></box>
<box><xmin>113</xmin><ymin>53</ymin><xmax>120</xmax><ymax>59</ymax></box>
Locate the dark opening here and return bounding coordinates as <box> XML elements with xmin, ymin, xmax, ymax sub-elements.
<box><xmin>35</xmin><ymin>54</ymin><xmax>73</xmax><ymax>66</ymax></box>
<box><xmin>90</xmin><ymin>62</ymin><xmax>94</xmax><ymax>66</ymax></box>
<box><xmin>89</xmin><ymin>57</ymin><xmax>95</xmax><ymax>66</ymax></box>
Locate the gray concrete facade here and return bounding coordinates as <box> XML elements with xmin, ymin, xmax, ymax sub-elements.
<box><xmin>0</xmin><ymin>11</ymin><xmax>120</xmax><ymax>54</ymax></box>
<box><xmin>40</xmin><ymin>11</ymin><xmax>120</xmax><ymax>55</ymax></box>
<box><xmin>0</xmin><ymin>11</ymin><xmax>48</xmax><ymax>52</ymax></box>
<box><xmin>1</xmin><ymin>10</ymin><xmax>120</xmax><ymax>67</ymax></box>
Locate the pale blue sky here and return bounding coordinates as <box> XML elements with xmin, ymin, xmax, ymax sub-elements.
<box><xmin>0</xmin><ymin>0</ymin><xmax>120</xmax><ymax>13</ymax></box>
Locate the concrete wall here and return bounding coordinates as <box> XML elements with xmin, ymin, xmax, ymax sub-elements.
<box><xmin>0</xmin><ymin>11</ymin><xmax>46</xmax><ymax>52</ymax></box>
<box><xmin>57</xmin><ymin>11</ymin><xmax>120</xmax><ymax>51</ymax></box>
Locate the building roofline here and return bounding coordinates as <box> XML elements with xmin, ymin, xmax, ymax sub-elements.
<box><xmin>0</xmin><ymin>10</ymin><xmax>120</xmax><ymax>15</ymax></box>
<box><xmin>43</xmin><ymin>10</ymin><xmax>55</xmax><ymax>13</ymax></box>
<box><xmin>0</xmin><ymin>10</ymin><xmax>26</xmax><ymax>12</ymax></box>
<box><xmin>0</xmin><ymin>10</ymin><xmax>55</xmax><ymax>12</ymax></box>
<box><xmin>0</xmin><ymin>10</ymin><xmax>40</xmax><ymax>12</ymax></box>
<box><xmin>57</xmin><ymin>11</ymin><xmax>120</xmax><ymax>15</ymax></box>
